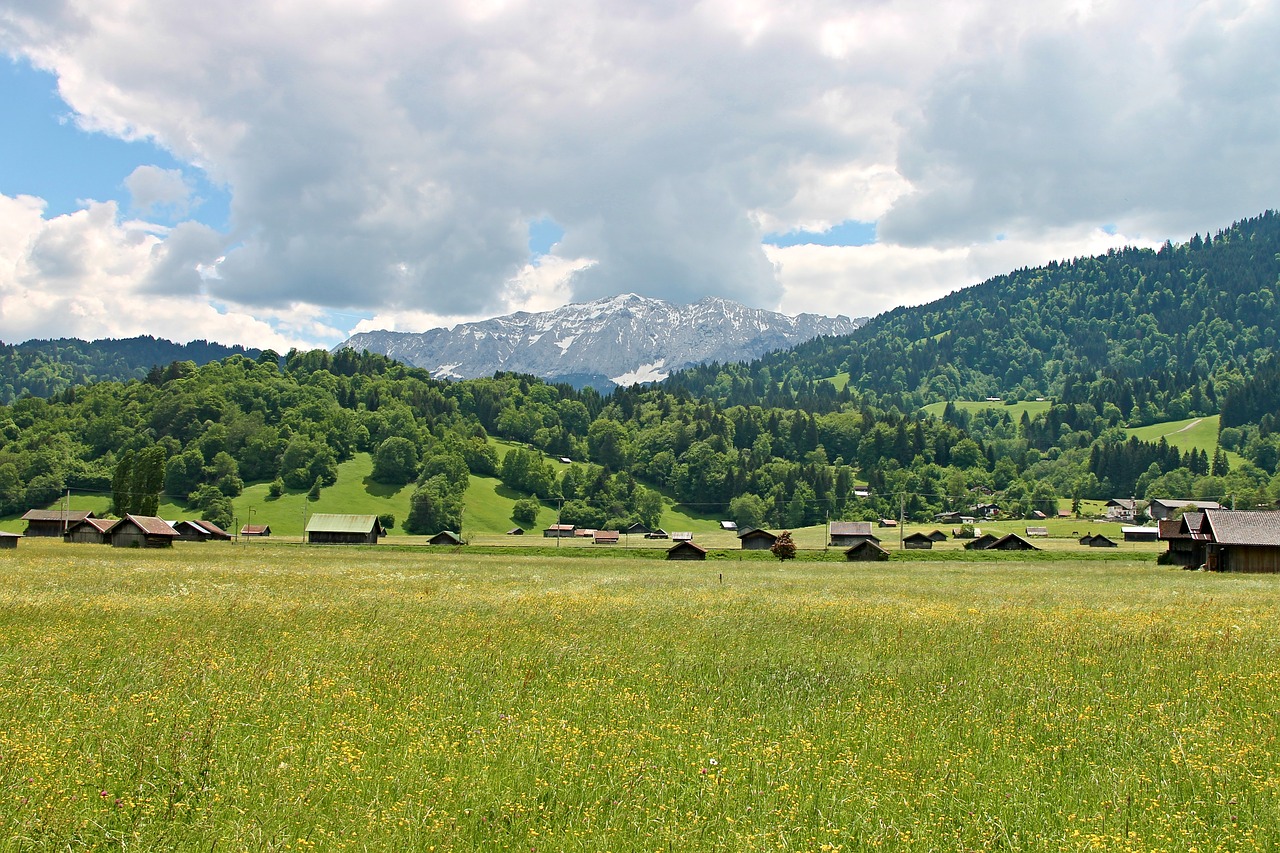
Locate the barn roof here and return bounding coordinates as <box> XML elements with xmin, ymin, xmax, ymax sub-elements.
<box><xmin>305</xmin><ymin>514</ymin><xmax>384</xmax><ymax>534</ymax></box>
<box><xmin>1203</xmin><ymin>510</ymin><xmax>1280</xmax><ymax>547</ymax></box>
<box><xmin>122</xmin><ymin>515</ymin><xmax>180</xmax><ymax>537</ymax></box>
<box><xmin>22</xmin><ymin>509</ymin><xmax>95</xmax><ymax>522</ymax></box>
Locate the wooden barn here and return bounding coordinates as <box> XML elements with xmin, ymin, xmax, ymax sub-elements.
<box><xmin>241</xmin><ymin>524</ymin><xmax>272</xmax><ymax>537</ymax></box>
<box><xmin>428</xmin><ymin>530</ymin><xmax>464</xmax><ymax>546</ymax></box>
<box><xmin>902</xmin><ymin>532</ymin><xmax>934</xmax><ymax>549</ymax></box>
<box><xmin>666</xmin><ymin>540</ymin><xmax>707</xmax><ymax>561</ymax></box>
<box><xmin>739</xmin><ymin>528</ymin><xmax>778</xmax><ymax>550</ymax></box>
<box><xmin>1158</xmin><ymin>512</ymin><xmax>1207</xmax><ymax>567</ymax></box>
<box><xmin>172</xmin><ymin>520</ymin><xmax>232</xmax><ymax>541</ymax></box>
<box><xmin>1079</xmin><ymin>533</ymin><xmax>1118</xmax><ymax>548</ymax></box>
<box><xmin>926</xmin><ymin>530</ymin><xmax>948</xmax><ymax>542</ymax></box>
<box><xmin>63</xmin><ymin>517</ymin><xmax>117</xmax><ymax>544</ymax></box>
<box><xmin>305</xmin><ymin>514</ymin><xmax>385</xmax><ymax>545</ymax></box>
<box><xmin>22</xmin><ymin>509</ymin><xmax>95</xmax><ymax>537</ymax></box>
<box><xmin>0</xmin><ymin>531</ymin><xmax>20</xmax><ymax>550</ymax></box>
<box><xmin>845</xmin><ymin>540</ymin><xmax>889</xmax><ymax>561</ymax></box>
<box><xmin>1197</xmin><ymin>510</ymin><xmax>1280</xmax><ymax>573</ymax></box>
<box><xmin>964</xmin><ymin>533</ymin><xmax>1000</xmax><ymax>551</ymax></box>
<box><xmin>543</xmin><ymin>524</ymin><xmax>575</xmax><ymax>538</ymax></box>
<box><xmin>829</xmin><ymin>521</ymin><xmax>878</xmax><ymax>547</ymax></box>
<box><xmin>110</xmin><ymin>515</ymin><xmax>180</xmax><ymax>549</ymax></box>
<box><xmin>1147</xmin><ymin>499</ymin><xmax>1222</xmax><ymax>521</ymax></box>
<box><xmin>987</xmin><ymin>533</ymin><xmax>1039</xmax><ymax>551</ymax></box>
<box><xmin>594</xmin><ymin>530</ymin><xmax>620</xmax><ymax>545</ymax></box>
<box><xmin>625</xmin><ymin>522</ymin><xmax>651</xmax><ymax>535</ymax></box>
<box><xmin>506</xmin><ymin>527</ymin><xmax>525</xmax><ymax>536</ymax></box>
<box><xmin>1122</xmin><ymin>526</ymin><xmax>1160</xmax><ymax>542</ymax></box>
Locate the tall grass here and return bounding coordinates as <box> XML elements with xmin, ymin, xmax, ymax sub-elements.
<box><xmin>1</xmin><ymin>540</ymin><xmax>1277</xmax><ymax>850</ymax></box>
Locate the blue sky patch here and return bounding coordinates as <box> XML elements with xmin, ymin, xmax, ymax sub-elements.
<box><xmin>527</xmin><ymin>216</ymin><xmax>565</xmax><ymax>257</ymax></box>
<box><xmin>763</xmin><ymin>219</ymin><xmax>877</xmax><ymax>248</ymax></box>
<box><xmin>0</xmin><ymin>59</ymin><xmax>231</xmax><ymax>229</ymax></box>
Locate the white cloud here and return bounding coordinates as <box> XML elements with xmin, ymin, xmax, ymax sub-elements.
<box><xmin>0</xmin><ymin>0</ymin><xmax>1277</xmax><ymax>346</ymax></box>
<box><xmin>124</xmin><ymin>165</ymin><xmax>192</xmax><ymax>215</ymax></box>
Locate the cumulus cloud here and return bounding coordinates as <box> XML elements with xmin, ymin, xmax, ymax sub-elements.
<box><xmin>1</xmin><ymin>0</ymin><xmax>1278</xmax><ymax>347</ymax></box>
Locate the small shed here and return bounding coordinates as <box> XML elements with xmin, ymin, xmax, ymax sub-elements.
<box><xmin>64</xmin><ymin>517</ymin><xmax>117</xmax><ymax>544</ymax></box>
<box><xmin>845</xmin><ymin>540</ymin><xmax>889</xmax><ymax>561</ymax></box>
<box><xmin>241</xmin><ymin>524</ymin><xmax>272</xmax><ymax>537</ymax></box>
<box><xmin>739</xmin><ymin>528</ymin><xmax>778</xmax><ymax>550</ymax></box>
<box><xmin>0</xmin><ymin>531</ymin><xmax>20</xmax><ymax>550</ymax></box>
<box><xmin>964</xmin><ymin>533</ymin><xmax>1000</xmax><ymax>551</ymax></box>
<box><xmin>902</xmin><ymin>532</ymin><xmax>934</xmax><ymax>550</ymax></box>
<box><xmin>111</xmin><ymin>515</ymin><xmax>180</xmax><ymax>549</ymax></box>
<box><xmin>719</xmin><ymin>521</ymin><xmax>738</xmax><ymax>531</ymax></box>
<box><xmin>1025</xmin><ymin>526</ymin><xmax>1049</xmax><ymax>538</ymax></box>
<box><xmin>666</xmin><ymin>540</ymin><xmax>707</xmax><ymax>561</ymax></box>
<box><xmin>829</xmin><ymin>521</ymin><xmax>876</xmax><ymax>547</ymax></box>
<box><xmin>305</xmin><ymin>514</ymin><xmax>385</xmax><ymax>545</ymax></box>
<box><xmin>645</xmin><ymin>529</ymin><xmax>670</xmax><ymax>539</ymax></box>
<box><xmin>506</xmin><ymin>527</ymin><xmax>525</xmax><ymax>536</ymax></box>
<box><xmin>926</xmin><ymin>529</ymin><xmax>948</xmax><ymax>542</ymax></box>
<box><xmin>1122</xmin><ymin>526</ymin><xmax>1160</xmax><ymax>542</ymax></box>
<box><xmin>1080</xmin><ymin>533</ymin><xmax>1118</xmax><ymax>548</ymax></box>
<box><xmin>22</xmin><ymin>509</ymin><xmax>95</xmax><ymax>537</ymax></box>
<box><xmin>428</xmin><ymin>530</ymin><xmax>464</xmax><ymax>546</ymax></box>
<box><xmin>625</xmin><ymin>522</ymin><xmax>651</xmax><ymax>535</ymax></box>
<box><xmin>594</xmin><ymin>530</ymin><xmax>620</xmax><ymax>545</ymax></box>
<box><xmin>543</xmin><ymin>524</ymin><xmax>575</xmax><ymax>538</ymax></box>
<box><xmin>878</xmin><ymin>518</ymin><xmax>899</xmax><ymax>528</ymax></box>
<box><xmin>988</xmin><ymin>533</ymin><xmax>1040</xmax><ymax>551</ymax></box>
<box><xmin>672</xmin><ymin>532</ymin><xmax>694</xmax><ymax>542</ymax></box>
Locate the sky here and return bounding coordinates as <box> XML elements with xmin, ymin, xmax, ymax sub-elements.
<box><xmin>2</xmin><ymin>0</ymin><xmax>1278</xmax><ymax>351</ymax></box>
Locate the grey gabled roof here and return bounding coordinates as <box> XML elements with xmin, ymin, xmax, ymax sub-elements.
<box><xmin>1150</xmin><ymin>498</ymin><xmax>1223</xmax><ymax>511</ymax></box>
<box><xmin>830</xmin><ymin>521</ymin><xmax>873</xmax><ymax>537</ymax></box>
<box><xmin>1203</xmin><ymin>510</ymin><xmax>1280</xmax><ymax>547</ymax></box>
<box><xmin>305</xmin><ymin>513</ymin><xmax>383</xmax><ymax>534</ymax></box>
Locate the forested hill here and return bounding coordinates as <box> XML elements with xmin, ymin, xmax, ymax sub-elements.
<box><xmin>0</xmin><ymin>336</ymin><xmax>260</xmax><ymax>403</ymax></box>
<box><xmin>668</xmin><ymin>211</ymin><xmax>1280</xmax><ymax>421</ymax></box>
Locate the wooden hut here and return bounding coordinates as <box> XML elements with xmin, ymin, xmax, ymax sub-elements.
<box><xmin>305</xmin><ymin>514</ymin><xmax>385</xmax><ymax>545</ymax></box>
<box><xmin>506</xmin><ymin>527</ymin><xmax>525</xmax><ymax>536</ymax></box>
<box><xmin>739</xmin><ymin>528</ymin><xmax>778</xmax><ymax>550</ymax></box>
<box><xmin>172</xmin><ymin>520</ymin><xmax>232</xmax><ymax>541</ymax></box>
<box><xmin>22</xmin><ymin>509</ymin><xmax>95</xmax><ymax>537</ymax></box>
<box><xmin>1198</xmin><ymin>510</ymin><xmax>1280</xmax><ymax>573</ymax></box>
<box><xmin>594</xmin><ymin>530</ymin><xmax>620</xmax><ymax>545</ymax></box>
<box><xmin>844</xmin><ymin>540</ymin><xmax>889</xmax><ymax>561</ymax></box>
<box><xmin>987</xmin><ymin>533</ymin><xmax>1040</xmax><ymax>551</ymax></box>
<box><xmin>1158</xmin><ymin>512</ymin><xmax>1206</xmax><ymax>567</ymax></box>
<box><xmin>1079</xmin><ymin>533</ymin><xmax>1118</xmax><ymax>548</ymax></box>
<box><xmin>964</xmin><ymin>533</ymin><xmax>1000</xmax><ymax>551</ymax></box>
<box><xmin>926</xmin><ymin>530</ymin><xmax>948</xmax><ymax>542</ymax></box>
<box><xmin>666</xmin><ymin>540</ymin><xmax>707</xmax><ymax>561</ymax></box>
<box><xmin>110</xmin><ymin>515</ymin><xmax>180</xmax><ymax>549</ymax></box>
<box><xmin>543</xmin><ymin>524</ymin><xmax>575</xmax><ymax>538</ymax></box>
<box><xmin>902</xmin><ymin>532</ymin><xmax>934</xmax><ymax>550</ymax></box>
<box><xmin>63</xmin><ymin>517</ymin><xmax>116</xmax><ymax>544</ymax></box>
<box><xmin>428</xmin><ymin>530</ymin><xmax>464</xmax><ymax>546</ymax></box>
<box><xmin>1122</xmin><ymin>526</ymin><xmax>1159</xmax><ymax>542</ymax></box>
<box><xmin>240</xmin><ymin>524</ymin><xmax>272</xmax><ymax>537</ymax></box>
<box><xmin>0</xmin><ymin>531</ymin><xmax>20</xmax><ymax>550</ymax></box>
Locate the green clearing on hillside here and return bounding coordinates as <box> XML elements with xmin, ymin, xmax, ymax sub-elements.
<box><xmin>1125</xmin><ymin>414</ymin><xmax>1244</xmax><ymax>468</ymax></box>
<box><xmin>1</xmin><ymin>541</ymin><xmax>1275</xmax><ymax>851</ymax></box>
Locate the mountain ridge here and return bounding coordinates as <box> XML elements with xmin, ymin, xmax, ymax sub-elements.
<box><xmin>338</xmin><ymin>293</ymin><xmax>864</xmax><ymax>389</ymax></box>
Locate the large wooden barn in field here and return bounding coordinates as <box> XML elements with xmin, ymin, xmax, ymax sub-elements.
<box><xmin>22</xmin><ymin>509</ymin><xmax>96</xmax><ymax>537</ymax></box>
<box><xmin>1163</xmin><ymin>509</ymin><xmax>1280</xmax><ymax>573</ymax></box>
<box><xmin>110</xmin><ymin>515</ymin><xmax>180</xmax><ymax>548</ymax></box>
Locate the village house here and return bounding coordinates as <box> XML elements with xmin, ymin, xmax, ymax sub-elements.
<box><xmin>21</xmin><ymin>509</ymin><xmax>96</xmax><ymax>537</ymax></box>
<box><xmin>305</xmin><ymin>514</ymin><xmax>385</xmax><ymax>545</ymax></box>
<box><xmin>1104</xmin><ymin>498</ymin><xmax>1139</xmax><ymax>521</ymax></box>
<box><xmin>110</xmin><ymin>515</ymin><xmax>180</xmax><ymax>549</ymax></box>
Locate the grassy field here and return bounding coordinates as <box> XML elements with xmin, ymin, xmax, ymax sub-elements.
<box><xmin>1</xmin><ymin>540</ymin><xmax>1277</xmax><ymax>851</ymax></box>
<box><xmin>1126</xmin><ymin>415</ymin><xmax>1244</xmax><ymax>469</ymax></box>
<box><xmin>920</xmin><ymin>399</ymin><xmax>1053</xmax><ymax>420</ymax></box>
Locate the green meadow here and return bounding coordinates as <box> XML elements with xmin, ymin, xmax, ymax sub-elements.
<box><xmin>920</xmin><ymin>399</ymin><xmax>1053</xmax><ymax>420</ymax></box>
<box><xmin>1126</xmin><ymin>415</ymin><xmax>1244</xmax><ymax>468</ymax></box>
<box><xmin>2</xmin><ymin>540</ymin><xmax>1278</xmax><ymax>851</ymax></box>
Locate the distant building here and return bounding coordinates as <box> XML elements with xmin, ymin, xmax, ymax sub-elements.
<box><xmin>241</xmin><ymin>524</ymin><xmax>272</xmax><ymax>537</ymax></box>
<box><xmin>172</xmin><ymin>520</ymin><xmax>232</xmax><ymax>541</ymax></box>
<box><xmin>0</xmin><ymin>531</ymin><xmax>20</xmax><ymax>549</ymax></box>
<box><xmin>507</xmin><ymin>527</ymin><xmax>525</xmax><ymax>536</ymax></box>
<box><xmin>672</xmin><ymin>532</ymin><xmax>694</xmax><ymax>542</ymax></box>
<box><xmin>1147</xmin><ymin>499</ymin><xmax>1222</xmax><ymax>521</ymax></box>
<box><xmin>987</xmin><ymin>533</ymin><xmax>1039</xmax><ymax>551</ymax></box>
<box><xmin>964</xmin><ymin>533</ymin><xmax>1000</xmax><ymax>551</ymax></box>
<box><xmin>428</xmin><ymin>530</ymin><xmax>464</xmax><ymax>546</ymax></box>
<box><xmin>925</xmin><ymin>530</ymin><xmax>948</xmax><ymax>542</ymax></box>
<box><xmin>738</xmin><ymin>528</ymin><xmax>778</xmax><ymax>550</ymax></box>
<box><xmin>719</xmin><ymin>521</ymin><xmax>738</xmax><ymax>531</ymax></box>
<box><xmin>1080</xmin><ymin>533</ymin><xmax>1118</xmax><ymax>548</ymax></box>
<box><xmin>902</xmin><ymin>532</ymin><xmax>934</xmax><ymax>550</ymax></box>
<box><xmin>1025</xmin><ymin>526</ymin><xmax>1049</xmax><ymax>537</ymax></box>
<box><xmin>845</xmin><ymin>540</ymin><xmax>889</xmax><ymax>561</ymax></box>
<box><xmin>1184</xmin><ymin>509</ymin><xmax>1280</xmax><ymax>573</ymax></box>
<box><xmin>63</xmin><ymin>517</ymin><xmax>116</xmax><ymax>545</ymax></box>
<box><xmin>829</xmin><ymin>521</ymin><xmax>877</xmax><ymax>547</ymax></box>
<box><xmin>594</xmin><ymin>530</ymin><xmax>620</xmax><ymax>545</ymax></box>
<box><xmin>543</xmin><ymin>524</ymin><xmax>575</xmax><ymax>538</ymax></box>
<box><xmin>1122</xmin><ymin>526</ymin><xmax>1160</xmax><ymax>542</ymax></box>
<box><xmin>305</xmin><ymin>514</ymin><xmax>385</xmax><ymax>545</ymax></box>
<box><xmin>666</xmin><ymin>540</ymin><xmax>707</xmax><ymax>561</ymax></box>
<box><xmin>1158</xmin><ymin>512</ymin><xmax>1206</xmax><ymax>567</ymax></box>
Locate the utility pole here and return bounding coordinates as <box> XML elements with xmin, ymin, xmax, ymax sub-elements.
<box><xmin>899</xmin><ymin>493</ymin><xmax>905</xmax><ymax>551</ymax></box>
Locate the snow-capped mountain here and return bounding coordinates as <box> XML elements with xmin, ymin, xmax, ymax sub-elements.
<box><xmin>339</xmin><ymin>294</ymin><xmax>864</xmax><ymax>388</ymax></box>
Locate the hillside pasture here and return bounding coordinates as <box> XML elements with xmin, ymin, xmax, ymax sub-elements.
<box><xmin>920</xmin><ymin>399</ymin><xmax>1053</xmax><ymax>420</ymax></box>
<box><xmin>0</xmin><ymin>541</ymin><xmax>1276</xmax><ymax>850</ymax></box>
<box><xmin>1126</xmin><ymin>414</ymin><xmax>1243</xmax><ymax>468</ymax></box>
